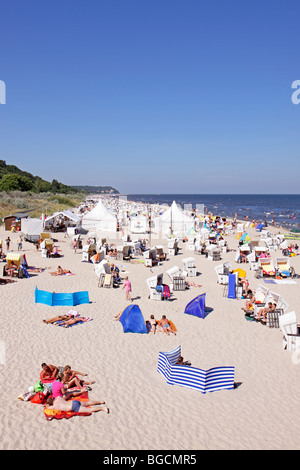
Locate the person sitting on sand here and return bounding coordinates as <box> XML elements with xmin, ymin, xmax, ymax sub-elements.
<box><xmin>50</xmin><ymin>266</ymin><xmax>71</xmax><ymax>276</ymax></box>
<box><xmin>62</xmin><ymin>365</ymin><xmax>95</xmax><ymax>389</ymax></box>
<box><xmin>176</xmin><ymin>356</ymin><xmax>191</xmax><ymax>366</ymax></box>
<box><xmin>50</xmin><ymin>246</ymin><xmax>60</xmax><ymax>257</ymax></box>
<box><xmin>241</xmin><ymin>291</ymin><xmax>256</xmax><ymax>313</ymax></box>
<box><xmin>160</xmin><ymin>315</ymin><xmax>176</xmax><ymax>335</ymax></box>
<box><xmin>40</xmin><ymin>363</ymin><xmax>58</xmax><ymax>383</ymax></box>
<box><xmin>52</xmin><ymin>373</ymin><xmax>89</xmax><ymax>399</ymax></box>
<box><xmin>5</xmin><ymin>261</ymin><xmax>18</xmax><ymax>277</ymax></box>
<box><xmin>255</xmin><ymin>302</ymin><xmax>275</xmax><ymax>323</ymax></box>
<box><xmin>111</xmin><ymin>264</ymin><xmax>120</xmax><ymax>281</ymax></box>
<box><xmin>149</xmin><ymin>314</ymin><xmax>157</xmax><ymax>334</ymax></box>
<box><xmin>240</xmin><ymin>279</ymin><xmax>250</xmax><ymax>297</ymax></box>
<box><xmin>44</xmin><ymin>394</ymin><xmax>109</xmax><ymax>414</ymax></box>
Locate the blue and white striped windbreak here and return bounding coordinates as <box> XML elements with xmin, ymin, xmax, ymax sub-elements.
<box><xmin>157</xmin><ymin>346</ymin><xmax>235</xmax><ymax>394</ymax></box>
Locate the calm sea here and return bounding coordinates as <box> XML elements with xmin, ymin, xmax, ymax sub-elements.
<box><xmin>125</xmin><ymin>194</ymin><xmax>300</xmax><ymax>231</ymax></box>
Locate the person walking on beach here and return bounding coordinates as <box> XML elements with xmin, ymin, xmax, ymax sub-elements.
<box><xmin>17</xmin><ymin>235</ymin><xmax>22</xmax><ymax>251</ymax></box>
<box><xmin>5</xmin><ymin>237</ymin><xmax>11</xmax><ymax>251</ymax></box>
<box><xmin>123</xmin><ymin>276</ymin><xmax>132</xmax><ymax>302</ymax></box>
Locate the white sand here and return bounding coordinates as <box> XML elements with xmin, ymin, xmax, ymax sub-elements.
<box><xmin>0</xmin><ymin>222</ymin><xmax>300</xmax><ymax>450</ymax></box>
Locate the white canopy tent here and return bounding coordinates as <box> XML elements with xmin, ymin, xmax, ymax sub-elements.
<box><xmin>21</xmin><ymin>217</ymin><xmax>44</xmax><ymax>242</ymax></box>
<box><xmin>44</xmin><ymin>210</ymin><xmax>81</xmax><ymax>228</ymax></box>
<box><xmin>155</xmin><ymin>201</ymin><xmax>194</xmax><ymax>236</ymax></box>
<box><xmin>82</xmin><ymin>199</ymin><xmax>117</xmax><ymax>232</ymax></box>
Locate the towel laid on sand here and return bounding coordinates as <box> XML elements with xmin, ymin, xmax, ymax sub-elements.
<box><xmin>44</xmin><ymin>391</ymin><xmax>91</xmax><ymax>420</ymax></box>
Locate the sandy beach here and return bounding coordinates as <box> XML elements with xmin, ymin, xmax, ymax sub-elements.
<box><xmin>0</xmin><ymin>217</ymin><xmax>300</xmax><ymax>451</ymax></box>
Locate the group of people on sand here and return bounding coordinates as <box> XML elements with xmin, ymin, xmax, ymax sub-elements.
<box><xmin>147</xmin><ymin>314</ymin><xmax>177</xmax><ymax>335</ymax></box>
<box><xmin>241</xmin><ymin>285</ymin><xmax>278</xmax><ymax>324</ymax></box>
<box><xmin>43</xmin><ymin>312</ymin><xmax>90</xmax><ymax>328</ymax></box>
<box><xmin>40</xmin><ymin>363</ymin><xmax>109</xmax><ymax>414</ymax></box>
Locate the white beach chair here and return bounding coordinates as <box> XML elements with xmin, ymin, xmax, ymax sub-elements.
<box><xmin>116</xmin><ymin>245</ymin><xmax>131</xmax><ymax>261</ymax></box>
<box><xmin>274</xmin><ymin>257</ymin><xmax>294</xmax><ymax>278</ymax></box>
<box><xmin>279</xmin><ymin>311</ymin><xmax>300</xmax><ymax>351</ymax></box>
<box><xmin>259</xmin><ymin>257</ymin><xmax>276</xmax><ymax>277</ymax></box>
<box><xmin>146</xmin><ymin>273</ymin><xmax>164</xmax><ymax>300</ymax></box>
<box><xmin>182</xmin><ymin>257</ymin><xmax>196</xmax><ymax>277</ymax></box>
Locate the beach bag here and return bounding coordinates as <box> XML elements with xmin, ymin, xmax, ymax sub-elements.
<box><xmin>34</xmin><ymin>380</ymin><xmax>44</xmax><ymax>392</ymax></box>
<box><xmin>31</xmin><ymin>392</ymin><xmax>46</xmax><ymax>404</ymax></box>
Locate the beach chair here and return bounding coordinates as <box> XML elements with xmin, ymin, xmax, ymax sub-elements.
<box><xmin>103</xmin><ymin>273</ymin><xmax>113</xmax><ymax>288</ymax></box>
<box><xmin>259</xmin><ymin>257</ymin><xmax>276</xmax><ymax>277</ymax></box>
<box><xmin>116</xmin><ymin>245</ymin><xmax>131</xmax><ymax>261</ymax></box>
<box><xmin>206</xmin><ymin>244</ymin><xmax>221</xmax><ymax>261</ymax></box>
<box><xmin>155</xmin><ymin>245</ymin><xmax>166</xmax><ymax>261</ymax></box>
<box><xmin>95</xmin><ymin>260</ymin><xmax>111</xmax><ymax>285</ymax></box>
<box><xmin>167</xmin><ymin>239</ymin><xmax>179</xmax><ymax>256</ymax></box>
<box><xmin>182</xmin><ymin>257</ymin><xmax>196</xmax><ymax>277</ymax></box>
<box><xmin>143</xmin><ymin>248</ymin><xmax>157</xmax><ymax>267</ymax></box>
<box><xmin>216</xmin><ymin>262</ymin><xmax>232</xmax><ymax>285</ymax></box>
<box><xmin>82</xmin><ymin>243</ymin><xmax>96</xmax><ymax>262</ymax></box>
<box><xmin>166</xmin><ymin>266</ymin><xmax>186</xmax><ymax>291</ymax></box>
<box><xmin>146</xmin><ymin>273</ymin><xmax>164</xmax><ymax>300</ymax></box>
<box><xmin>4</xmin><ymin>253</ymin><xmax>23</xmax><ymax>278</ymax></box>
<box><xmin>247</xmin><ymin>252</ymin><xmax>259</xmax><ymax>271</ymax></box>
<box><xmin>275</xmin><ymin>257</ymin><xmax>294</xmax><ymax>278</ymax></box>
<box><xmin>279</xmin><ymin>311</ymin><xmax>300</xmax><ymax>351</ymax></box>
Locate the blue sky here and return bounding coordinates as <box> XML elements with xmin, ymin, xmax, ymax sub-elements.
<box><xmin>0</xmin><ymin>0</ymin><xmax>300</xmax><ymax>194</ymax></box>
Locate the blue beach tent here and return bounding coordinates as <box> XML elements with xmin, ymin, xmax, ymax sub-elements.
<box><xmin>119</xmin><ymin>304</ymin><xmax>148</xmax><ymax>334</ymax></box>
<box><xmin>184</xmin><ymin>293</ymin><xmax>206</xmax><ymax>318</ymax></box>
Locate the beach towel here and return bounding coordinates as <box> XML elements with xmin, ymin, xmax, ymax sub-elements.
<box><xmin>44</xmin><ymin>391</ymin><xmax>91</xmax><ymax>421</ymax></box>
<box><xmin>162</xmin><ymin>285</ymin><xmax>170</xmax><ymax>299</ymax></box>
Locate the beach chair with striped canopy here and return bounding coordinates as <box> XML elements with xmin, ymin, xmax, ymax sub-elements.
<box><xmin>275</xmin><ymin>257</ymin><xmax>294</xmax><ymax>278</ymax></box>
<box><xmin>157</xmin><ymin>346</ymin><xmax>235</xmax><ymax>394</ymax></box>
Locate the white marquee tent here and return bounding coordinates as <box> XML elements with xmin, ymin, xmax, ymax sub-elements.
<box><xmin>155</xmin><ymin>201</ymin><xmax>194</xmax><ymax>236</ymax></box>
<box><xmin>82</xmin><ymin>200</ymin><xmax>117</xmax><ymax>232</ymax></box>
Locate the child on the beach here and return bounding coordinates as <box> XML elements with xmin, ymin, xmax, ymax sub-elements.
<box><xmin>122</xmin><ymin>276</ymin><xmax>132</xmax><ymax>302</ymax></box>
<box><xmin>150</xmin><ymin>315</ymin><xmax>157</xmax><ymax>333</ymax></box>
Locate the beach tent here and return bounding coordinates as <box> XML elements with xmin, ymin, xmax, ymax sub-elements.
<box><xmin>156</xmin><ymin>201</ymin><xmax>193</xmax><ymax>235</ymax></box>
<box><xmin>35</xmin><ymin>287</ymin><xmax>89</xmax><ymax>306</ymax></box>
<box><xmin>119</xmin><ymin>304</ymin><xmax>148</xmax><ymax>334</ymax></box>
<box><xmin>82</xmin><ymin>200</ymin><xmax>117</xmax><ymax>232</ymax></box>
<box><xmin>184</xmin><ymin>294</ymin><xmax>206</xmax><ymax>319</ymax></box>
<box><xmin>21</xmin><ymin>217</ymin><xmax>44</xmax><ymax>242</ymax></box>
<box><xmin>44</xmin><ymin>210</ymin><xmax>81</xmax><ymax>228</ymax></box>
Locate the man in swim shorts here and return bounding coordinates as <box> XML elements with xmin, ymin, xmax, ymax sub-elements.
<box><xmin>45</xmin><ymin>395</ymin><xmax>109</xmax><ymax>414</ymax></box>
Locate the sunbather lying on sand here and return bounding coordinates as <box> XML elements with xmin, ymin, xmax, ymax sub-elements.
<box><xmin>50</xmin><ymin>266</ymin><xmax>71</xmax><ymax>276</ymax></box>
<box><xmin>44</xmin><ymin>395</ymin><xmax>109</xmax><ymax>414</ymax></box>
<box><xmin>43</xmin><ymin>314</ymin><xmax>74</xmax><ymax>324</ymax></box>
<box><xmin>59</xmin><ymin>317</ymin><xmax>90</xmax><ymax>328</ymax></box>
<box><xmin>186</xmin><ymin>280</ymin><xmax>202</xmax><ymax>288</ymax></box>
